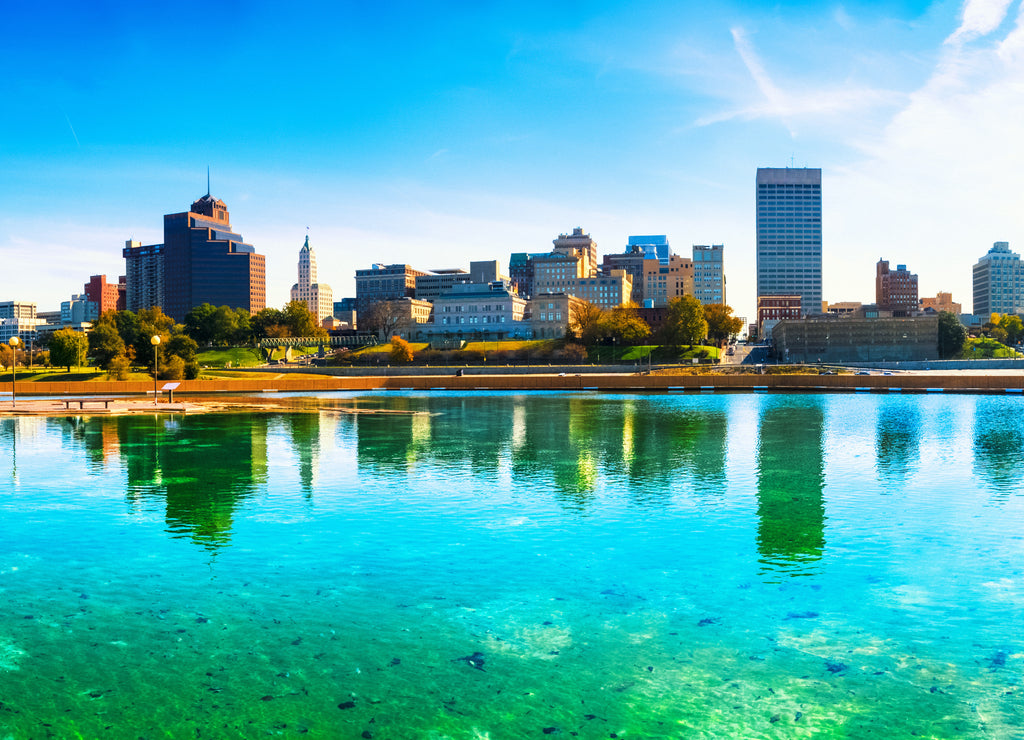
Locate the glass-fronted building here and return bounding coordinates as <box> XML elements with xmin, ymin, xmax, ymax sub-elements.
<box><xmin>756</xmin><ymin>168</ymin><xmax>822</xmax><ymax>316</ymax></box>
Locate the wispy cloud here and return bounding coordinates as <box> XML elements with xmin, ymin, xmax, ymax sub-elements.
<box><xmin>694</xmin><ymin>27</ymin><xmax>902</xmax><ymax>132</ymax></box>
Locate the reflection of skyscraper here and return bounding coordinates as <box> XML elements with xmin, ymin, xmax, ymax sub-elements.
<box><xmin>118</xmin><ymin>415</ymin><xmax>269</xmax><ymax>549</ymax></box>
<box><xmin>876</xmin><ymin>400</ymin><xmax>920</xmax><ymax>483</ymax></box>
<box><xmin>755</xmin><ymin>400</ymin><xmax>825</xmax><ymax>577</ymax></box>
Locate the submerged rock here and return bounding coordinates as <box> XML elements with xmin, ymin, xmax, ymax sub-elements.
<box><xmin>454</xmin><ymin>651</ymin><xmax>486</xmax><ymax>671</ymax></box>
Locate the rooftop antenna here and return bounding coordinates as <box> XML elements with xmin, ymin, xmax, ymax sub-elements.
<box><xmin>206</xmin><ymin>166</ymin><xmax>210</xmax><ymax>196</ymax></box>
<box><xmin>789</xmin><ymin>154</ymin><xmax>795</xmax><ymax>168</ymax></box>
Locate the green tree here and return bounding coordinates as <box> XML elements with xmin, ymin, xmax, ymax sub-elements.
<box><xmin>703</xmin><ymin>304</ymin><xmax>744</xmax><ymax>345</ymax></box>
<box><xmin>89</xmin><ymin>322</ymin><xmax>127</xmax><ymax>369</ymax></box>
<box><xmin>390</xmin><ymin>335</ymin><xmax>414</xmax><ymax>363</ymax></box>
<box><xmin>996</xmin><ymin>314</ymin><xmax>1024</xmax><ymax>345</ymax></box>
<box><xmin>662</xmin><ymin>296</ymin><xmax>708</xmax><ymax>348</ymax></box>
<box><xmin>283</xmin><ymin>301</ymin><xmax>328</xmax><ymax>339</ymax></box>
<box><xmin>184</xmin><ymin>303</ymin><xmax>218</xmax><ymax>345</ymax></box>
<box><xmin>252</xmin><ymin>307</ymin><xmax>286</xmax><ymax>340</ymax></box>
<box><xmin>49</xmin><ymin>328</ymin><xmax>89</xmax><ymax>372</ymax></box>
<box><xmin>938</xmin><ymin>311</ymin><xmax>967</xmax><ymax>358</ymax></box>
<box><xmin>597</xmin><ymin>305</ymin><xmax>651</xmax><ymax>344</ymax></box>
<box><xmin>107</xmin><ymin>353</ymin><xmax>132</xmax><ymax>380</ymax></box>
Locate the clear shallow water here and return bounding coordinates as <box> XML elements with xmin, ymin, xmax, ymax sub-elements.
<box><xmin>1</xmin><ymin>392</ymin><xmax>1022</xmax><ymax>738</ymax></box>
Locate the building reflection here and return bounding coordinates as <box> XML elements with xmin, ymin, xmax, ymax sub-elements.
<box><xmin>972</xmin><ymin>401</ymin><xmax>1024</xmax><ymax>497</ymax></box>
<box><xmin>875</xmin><ymin>400</ymin><xmax>920</xmax><ymax>484</ymax></box>
<box><xmin>755</xmin><ymin>400</ymin><xmax>825</xmax><ymax>579</ymax></box>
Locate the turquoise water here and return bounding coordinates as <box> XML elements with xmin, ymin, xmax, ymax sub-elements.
<box><xmin>1</xmin><ymin>392</ymin><xmax>1022</xmax><ymax>738</ymax></box>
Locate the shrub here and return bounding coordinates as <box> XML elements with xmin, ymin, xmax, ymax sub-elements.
<box><xmin>159</xmin><ymin>355</ymin><xmax>186</xmax><ymax>380</ymax></box>
<box><xmin>108</xmin><ymin>354</ymin><xmax>132</xmax><ymax>381</ymax></box>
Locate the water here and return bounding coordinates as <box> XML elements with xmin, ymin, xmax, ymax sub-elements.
<box><xmin>1</xmin><ymin>392</ymin><xmax>1022</xmax><ymax>738</ymax></box>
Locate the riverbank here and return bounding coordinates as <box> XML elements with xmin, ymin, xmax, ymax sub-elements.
<box><xmin>3</xmin><ymin>368</ymin><xmax>1024</xmax><ymax>412</ymax></box>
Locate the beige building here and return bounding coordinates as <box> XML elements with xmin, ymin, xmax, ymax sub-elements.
<box><xmin>528</xmin><ymin>294</ymin><xmax>585</xmax><ymax>339</ymax></box>
<box><xmin>290</xmin><ymin>236</ymin><xmax>333</xmax><ymax>323</ymax></box>
<box><xmin>643</xmin><ymin>255</ymin><xmax>693</xmax><ymax>307</ymax></box>
<box><xmin>920</xmin><ymin>292</ymin><xmax>961</xmax><ymax>315</ymax></box>
<box><xmin>417</xmin><ymin>281</ymin><xmax>527</xmax><ymax>340</ymax></box>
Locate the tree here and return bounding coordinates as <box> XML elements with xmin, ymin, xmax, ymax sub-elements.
<box><xmin>569</xmin><ymin>301</ymin><xmax>606</xmax><ymax>343</ymax></box>
<box><xmin>49</xmin><ymin>328</ymin><xmax>88</xmax><ymax>372</ymax></box>
<box><xmin>995</xmin><ymin>314</ymin><xmax>1024</xmax><ymax>346</ymax></box>
<box><xmin>184</xmin><ymin>303</ymin><xmax>218</xmax><ymax>345</ymax></box>
<box><xmin>362</xmin><ymin>301</ymin><xmax>404</xmax><ymax>338</ymax></box>
<box><xmin>283</xmin><ymin>300</ymin><xmax>328</xmax><ymax>339</ymax></box>
<box><xmin>89</xmin><ymin>322</ymin><xmax>127</xmax><ymax>370</ymax></box>
<box><xmin>938</xmin><ymin>311</ymin><xmax>967</xmax><ymax>358</ymax></box>
<box><xmin>390</xmin><ymin>335</ymin><xmax>414</xmax><ymax>363</ymax></box>
<box><xmin>662</xmin><ymin>296</ymin><xmax>708</xmax><ymax>348</ymax></box>
<box><xmin>703</xmin><ymin>304</ymin><xmax>744</xmax><ymax>345</ymax></box>
<box><xmin>252</xmin><ymin>307</ymin><xmax>288</xmax><ymax>340</ymax></box>
<box><xmin>597</xmin><ymin>305</ymin><xmax>651</xmax><ymax>344</ymax></box>
<box><xmin>0</xmin><ymin>343</ymin><xmax>13</xmax><ymax>370</ymax></box>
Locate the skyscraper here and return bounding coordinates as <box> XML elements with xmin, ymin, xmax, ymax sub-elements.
<box><xmin>875</xmin><ymin>259</ymin><xmax>918</xmax><ymax>316</ymax></box>
<box><xmin>290</xmin><ymin>235</ymin><xmax>333</xmax><ymax>323</ymax></box>
<box><xmin>162</xmin><ymin>194</ymin><xmax>266</xmax><ymax>322</ymax></box>
<box><xmin>973</xmin><ymin>241</ymin><xmax>1024</xmax><ymax>318</ymax></box>
<box><xmin>756</xmin><ymin>168</ymin><xmax>822</xmax><ymax>315</ymax></box>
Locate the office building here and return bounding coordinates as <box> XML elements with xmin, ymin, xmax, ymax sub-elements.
<box><xmin>693</xmin><ymin>244</ymin><xmax>725</xmax><ymax>305</ymax></box>
<box><xmin>354</xmin><ymin>263</ymin><xmax>427</xmax><ymax>315</ymax></box>
<box><xmin>290</xmin><ymin>236</ymin><xmax>333</xmax><ymax>323</ymax></box>
<box><xmin>773</xmin><ymin>316</ymin><xmax>939</xmax><ymax>363</ymax></box>
<box><xmin>920</xmin><ymin>292</ymin><xmax>961</xmax><ymax>315</ymax></box>
<box><xmin>757</xmin><ymin>294</ymin><xmax>802</xmax><ymax>339</ymax></box>
<box><xmin>122</xmin><ymin>240</ymin><xmax>164</xmax><ymax>312</ymax></box>
<box><xmin>875</xmin><ymin>260</ymin><xmax>918</xmax><ymax>316</ymax></box>
<box><xmin>972</xmin><ymin>242</ymin><xmax>1024</xmax><ymax>318</ymax></box>
<box><xmin>162</xmin><ymin>193</ymin><xmax>266</xmax><ymax>322</ymax></box>
<box><xmin>756</xmin><ymin>168</ymin><xmax>822</xmax><ymax>316</ymax></box>
<box><xmin>0</xmin><ymin>301</ymin><xmax>38</xmax><ymax>343</ymax></box>
<box><xmin>628</xmin><ymin>235</ymin><xmax>670</xmax><ymax>265</ymax></box>
<box><xmin>84</xmin><ymin>275</ymin><xmax>126</xmax><ymax>315</ymax></box>
<box><xmin>642</xmin><ymin>254</ymin><xmax>692</xmax><ymax>307</ymax></box>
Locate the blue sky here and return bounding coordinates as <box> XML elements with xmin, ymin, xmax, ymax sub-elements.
<box><xmin>2</xmin><ymin>0</ymin><xmax>1022</xmax><ymax>321</ymax></box>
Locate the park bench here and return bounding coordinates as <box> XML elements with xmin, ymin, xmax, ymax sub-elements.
<box><xmin>60</xmin><ymin>398</ymin><xmax>121</xmax><ymax>410</ymax></box>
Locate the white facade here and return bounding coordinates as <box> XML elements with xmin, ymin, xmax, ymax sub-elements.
<box><xmin>972</xmin><ymin>242</ymin><xmax>1024</xmax><ymax>318</ymax></box>
<box><xmin>0</xmin><ymin>301</ymin><xmax>40</xmax><ymax>342</ymax></box>
<box><xmin>290</xmin><ymin>236</ymin><xmax>333</xmax><ymax>323</ymax></box>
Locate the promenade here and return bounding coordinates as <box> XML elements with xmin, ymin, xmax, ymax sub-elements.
<box><xmin>4</xmin><ymin>368</ymin><xmax>1024</xmax><ymax>415</ymax></box>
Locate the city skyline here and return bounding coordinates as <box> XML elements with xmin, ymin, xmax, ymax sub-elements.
<box><xmin>3</xmin><ymin>0</ymin><xmax>1023</xmax><ymax>322</ymax></box>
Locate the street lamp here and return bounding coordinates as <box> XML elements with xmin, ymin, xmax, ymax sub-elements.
<box><xmin>8</xmin><ymin>336</ymin><xmax>20</xmax><ymax>408</ymax></box>
<box><xmin>150</xmin><ymin>335</ymin><xmax>161</xmax><ymax>405</ymax></box>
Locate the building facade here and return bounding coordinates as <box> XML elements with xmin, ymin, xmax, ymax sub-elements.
<box><xmin>642</xmin><ymin>254</ymin><xmax>692</xmax><ymax>307</ymax></box>
<box><xmin>421</xmin><ymin>281</ymin><xmax>528</xmax><ymax>340</ymax></box>
<box><xmin>972</xmin><ymin>242</ymin><xmax>1024</xmax><ymax>318</ymax></box>
<box><xmin>122</xmin><ymin>240</ymin><xmax>165</xmax><ymax>312</ymax></box>
<box><xmin>162</xmin><ymin>194</ymin><xmax>266</xmax><ymax>322</ymax></box>
<box><xmin>692</xmin><ymin>244</ymin><xmax>724</xmax><ymax>306</ymax></box>
<box><xmin>756</xmin><ymin>168</ymin><xmax>822</xmax><ymax>316</ymax></box>
<box><xmin>0</xmin><ymin>301</ymin><xmax>38</xmax><ymax>343</ymax></box>
<box><xmin>757</xmin><ymin>294</ymin><xmax>802</xmax><ymax>339</ymax></box>
<box><xmin>355</xmin><ymin>263</ymin><xmax>427</xmax><ymax>315</ymax></box>
<box><xmin>772</xmin><ymin>316</ymin><xmax>939</xmax><ymax>363</ymax></box>
<box><xmin>84</xmin><ymin>275</ymin><xmax>126</xmax><ymax>315</ymax></box>
<box><xmin>875</xmin><ymin>260</ymin><xmax>918</xmax><ymax>316</ymax></box>
<box><xmin>920</xmin><ymin>292</ymin><xmax>961</xmax><ymax>315</ymax></box>
<box><xmin>290</xmin><ymin>236</ymin><xmax>333</xmax><ymax>323</ymax></box>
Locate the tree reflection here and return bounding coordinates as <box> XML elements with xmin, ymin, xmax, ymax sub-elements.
<box><xmin>756</xmin><ymin>400</ymin><xmax>825</xmax><ymax>579</ymax></box>
<box><xmin>972</xmin><ymin>400</ymin><xmax>1024</xmax><ymax>498</ymax></box>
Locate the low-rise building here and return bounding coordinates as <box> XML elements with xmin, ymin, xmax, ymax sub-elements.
<box><xmin>920</xmin><ymin>292</ymin><xmax>961</xmax><ymax>315</ymax></box>
<box><xmin>757</xmin><ymin>295</ymin><xmax>802</xmax><ymax>340</ymax></box>
<box><xmin>416</xmin><ymin>281</ymin><xmax>528</xmax><ymax>341</ymax></box>
<box><xmin>772</xmin><ymin>316</ymin><xmax>939</xmax><ymax>363</ymax></box>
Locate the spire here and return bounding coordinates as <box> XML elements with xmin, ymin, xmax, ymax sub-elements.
<box><xmin>206</xmin><ymin>166</ymin><xmax>210</xmax><ymax>197</ymax></box>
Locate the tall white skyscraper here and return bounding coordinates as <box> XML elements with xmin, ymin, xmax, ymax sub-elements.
<box><xmin>973</xmin><ymin>241</ymin><xmax>1024</xmax><ymax>318</ymax></box>
<box><xmin>290</xmin><ymin>235</ymin><xmax>333</xmax><ymax>323</ymax></box>
<box><xmin>756</xmin><ymin>168</ymin><xmax>822</xmax><ymax>315</ymax></box>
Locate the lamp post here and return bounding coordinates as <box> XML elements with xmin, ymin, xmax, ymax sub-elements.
<box><xmin>150</xmin><ymin>335</ymin><xmax>161</xmax><ymax>405</ymax></box>
<box><xmin>8</xmin><ymin>336</ymin><xmax>20</xmax><ymax>408</ymax></box>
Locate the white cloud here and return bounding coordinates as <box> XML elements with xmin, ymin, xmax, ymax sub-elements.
<box><xmin>695</xmin><ymin>27</ymin><xmax>903</xmax><ymax>132</ymax></box>
<box><xmin>946</xmin><ymin>0</ymin><xmax>1015</xmax><ymax>45</ymax></box>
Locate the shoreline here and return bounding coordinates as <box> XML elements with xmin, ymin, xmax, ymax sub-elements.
<box><xmin>4</xmin><ymin>370</ymin><xmax>1024</xmax><ymax>416</ymax></box>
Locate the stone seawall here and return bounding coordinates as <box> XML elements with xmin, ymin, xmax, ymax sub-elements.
<box><xmin>7</xmin><ymin>372</ymin><xmax>1024</xmax><ymax>398</ymax></box>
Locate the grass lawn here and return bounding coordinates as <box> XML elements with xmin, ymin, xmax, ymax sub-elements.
<box><xmin>958</xmin><ymin>337</ymin><xmax>1021</xmax><ymax>359</ymax></box>
<box><xmin>196</xmin><ymin>347</ymin><xmax>265</xmax><ymax>368</ymax></box>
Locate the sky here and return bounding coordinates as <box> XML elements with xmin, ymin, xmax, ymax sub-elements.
<box><xmin>2</xmin><ymin>0</ymin><xmax>1023</xmax><ymax>322</ymax></box>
